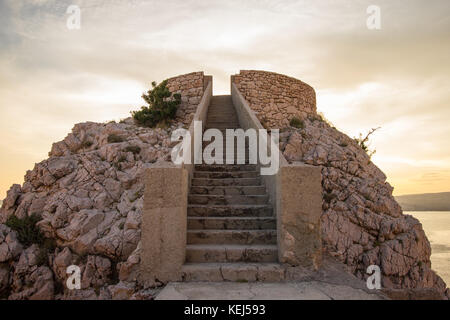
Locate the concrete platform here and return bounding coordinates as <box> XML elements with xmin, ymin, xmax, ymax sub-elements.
<box><xmin>156</xmin><ymin>281</ymin><xmax>386</xmax><ymax>300</ymax></box>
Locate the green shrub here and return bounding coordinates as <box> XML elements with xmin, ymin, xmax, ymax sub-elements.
<box><xmin>107</xmin><ymin>134</ymin><xmax>124</xmax><ymax>144</ymax></box>
<box><xmin>323</xmin><ymin>192</ymin><xmax>337</xmax><ymax>203</ymax></box>
<box><xmin>6</xmin><ymin>214</ymin><xmax>44</xmax><ymax>247</ymax></box>
<box><xmin>124</xmin><ymin>145</ymin><xmax>141</xmax><ymax>155</ymax></box>
<box><xmin>354</xmin><ymin>127</ymin><xmax>381</xmax><ymax>159</ymax></box>
<box><xmin>36</xmin><ymin>249</ymin><xmax>49</xmax><ymax>266</ymax></box>
<box><xmin>131</xmin><ymin>80</ymin><xmax>181</xmax><ymax>128</ymax></box>
<box><xmin>82</xmin><ymin>140</ymin><xmax>93</xmax><ymax>148</ymax></box>
<box><xmin>290</xmin><ymin>117</ymin><xmax>304</xmax><ymax>129</ymax></box>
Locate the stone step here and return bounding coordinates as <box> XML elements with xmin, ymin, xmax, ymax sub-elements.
<box><xmin>187</xmin><ymin>204</ymin><xmax>274</xmax><ymax>216</ymax></box>
<box><xmin>200</xmin><ymin>151</ymin><xmax>251</xmax><ymax>157</ymax></box>
<box><xmin>201</xmin><ymin>153</ymin><xmax>251</xmax><ymax>157</ymax></box>
<box><xmin>206</xmin><ymin>123</ymin><xmax>240</xmax><ymax>127</ymax></box>
<box><xmin>206</xmin><ymin>119</ymin><xmax>239</xmax><ymax>122</ymax></box>
<box><xmin>194</xmin><ymin>171</ymin><xmax>259</xmax><ymax>179</ymax></box>
<box><xmin>188</xmin><ymin>205</ymin><xmax>273</xmax><ymax>217</ymax></box>
<box><xmin>191</xmin><ymin>178</ymin><xmax>261</xmax><ymax>186</ymax></box>
<box><xmin>201</xmin><ymin>159</ymin><xmax>253</xmax><ymax>165</ymax></box>
<box><xmin>190</xmin><ymin>186</ymin><xmax>266</xmax><ymax>196</ymax></box>
<box><xmin>195</xmin><ymin>164</ymin><xmax>258</xmax><ymax>172</ymax></box>
<box><xmin>201</xmin><ymin>142</ymin><xmax>251</xmax><ymax>149</ymax></box>
<box><xmin>205</xmin><ymin>127</ymin><xmax>241</xmax><ymax>131</ymax></box>
<box><xmin>187</xmin><ymin>230</ymin><xmax>277</xmax><ymax>245</ymax></box>
<box><xmin>206</xmin><ymin>116</ymin><xmax>239</xmax><ymax>120</ymax></box>
<box><xmin>186</xmin><ymin>244</ymin><xmax>278</xmax><ymax>263</ymax></box>
<box><xmin>188</xmin><ymin>194</ymin><xmax>269</xmax><ymax>205</ymax></box>
<box><xmin>204</xmin><ymin>129</ymin><xmax>242</xmax><ymax>133</ymax></box>
<box><xmin>181</xmin><ymin>263</ymin><xmax>285</xmax><ymax>282</ymax></box>
<box><xmin>187</xmin><ymin>217</ymin><xmax>276</xmax><ymax>230</ymax></box>
<box><xmin>206</xmin><ymin>117</ymin><xmax>239</xmax><ymax>120</ymax></box>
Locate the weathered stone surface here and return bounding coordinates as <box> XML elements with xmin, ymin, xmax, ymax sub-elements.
<box><xmin>232</xmin><ymin>70</ymin><xmax>316</xmax><ymax>129</ymax></box>
<box><xmin>156</xmin><ymin>281</ymin><xmax>384</xmax><ymax>300</ymax></box>
<box><xmin>0</xmin><ymin>225</ymin><xmax>23</xmax><ymax>263</ymax></box>
<box><xmin>0</xmin><ymin>72</ymin><xmax>206</xmax><ymax>300</ymax></box>
<box><xmin>0</xmin><ymin>264</ymin><xmax>9</xmax><ymax>295</ymax></box>
<box><xmin>167</xmin><ymin>72</ymin><xmax>206</xmax><ymax>126</ymax></box>
<box><xmin>279</xmin><ymin>116</ymin><xmax>448</xmax><ymax>296</ymax></box>
<box><xmin>118</xmin><ymin>242</ymin><xmax>141</xmax><ymax>282</ymax></box>
<box><xmin>0</xmin><ymin>71</ymin><xmax>446</xmax><ymax>299</ymax></box>
<box><xmin>53</xmin><ymin>247</ymin><xmax>74</xmax><ymax>281</ymax></box>
<box><xmin>8</xmin><ymin>245</ymin><xmax>55</xmax><ymax>300</ymax></box>
<box><xmin>139</xmin><ymin>164</ymin><xmax>188</xmax><ymax>287</ymax></box>
<box><xmin>277</xmin><ymin>164</ymin><xmax>322</xmax><ymax>269</ymax></box>
<box><xmin>2</xmin><ymin>184</ymin><xmax>22</xmax><ymax>210</ymax></box>
<box><xmin>108</xmin><ymin>281</ymin><xmax>136</xmax><ymax>300</ymax></box>
<box><xmin>81</xmin><ymin>255</ymin><xmax>112</xmax><ymax>289</ymax></box>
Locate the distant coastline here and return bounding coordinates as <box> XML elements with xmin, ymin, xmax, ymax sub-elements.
<box><xmin>396</xmin><ymin>192</ymin><xmax>450</xmax><ymax>211</ymax></box>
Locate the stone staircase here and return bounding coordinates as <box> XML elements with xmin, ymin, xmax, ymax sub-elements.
<box><xmin>181</xmin><ymin>96</ymin><xmax>285</xmax><ymax>282</ymax></box>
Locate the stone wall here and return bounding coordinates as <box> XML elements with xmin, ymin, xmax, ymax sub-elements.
<box><xmin>167</xmin><ymin>72</ymin><xmax>205</xmax><ymax>127</ymax></box>
<box><xmin>140</xmin><ymin>163</ymin><xmax>188</xmax><ymax>287</ymax></box>
<box><xmin>231</xmin><ymin>70</ymin><xmax>316</xmax><ymax>129</ymax></box>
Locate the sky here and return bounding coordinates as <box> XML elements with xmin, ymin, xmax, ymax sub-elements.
<box><xmin>0</xmin><ymin>0</ymin><xmax>449</xmax><ymax>198</ymax></box>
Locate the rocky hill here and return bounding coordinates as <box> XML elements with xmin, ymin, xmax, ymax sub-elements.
<box><xmin>279</xmin><ymin>116</ymin><xmax>448</xmax><ymax>297</ymax></box>
<box><xmin>0</xmin><ymin>118</ymin><xmax>179</xmax><ymax>299</ymax></box>
<box><xmin>1</xmin><ymin>70</ymin><xmax>448</xmax><ymax>300</ymax></box>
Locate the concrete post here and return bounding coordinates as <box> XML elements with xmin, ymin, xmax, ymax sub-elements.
<box><xmin>277</xmin><ymin>163</ymin><xmax>323</xmax><ymax>269</ymax></box>
<box><xmin>139</xmin><ymin>162</ymin><xmax>188</xmax><ymax>287</ymax></box>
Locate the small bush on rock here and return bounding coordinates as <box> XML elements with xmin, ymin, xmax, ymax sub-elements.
<box><xmin>82</xmin><ymin>140</ymin><xmax>93</xmax><ymax>148</ymax></box>
<box><xmin>131</xmin><ymin>80</ymin><xmax>181</xmax><ymax>128</ymax></box>
<box><xmin>124</xmin><ymin>145</ymin><xmax>141</xmax><ymax>155</ymax></box>
<box><xmin>290</xmin><ymin>117</ymin><xmax>304</xmax><ymax>129</ymax></box>
<box><xmin>6</xmin><ymin>214</ymin><xmax>44</xmax><ymax>247</ymax></box>
<box><xmin>107</xmin><ymin>134</ymin><xmax>124</xmax><ymax>144</ymax></box>
<box><xmin>354</xmin><ymin>127</ymin><xmax>380</xmax><ymax>159</ymax></box>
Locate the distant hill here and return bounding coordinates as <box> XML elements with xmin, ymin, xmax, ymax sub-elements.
<box><xmin>396</xmin><ymin>192</ymin><xmax>450</xmax><ymax>211</ymax></box>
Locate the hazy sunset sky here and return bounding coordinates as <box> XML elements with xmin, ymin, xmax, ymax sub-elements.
<box><xmin>0</xmin><ymin>0</ymin><xmax>449</xmax><ymax>198</ymax></box>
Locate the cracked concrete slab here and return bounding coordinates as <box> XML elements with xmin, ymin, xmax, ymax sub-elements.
<box><xmin>156</xmin><ymin>281</ymin><xmax>386</xmax><ymax>300</ymax></box>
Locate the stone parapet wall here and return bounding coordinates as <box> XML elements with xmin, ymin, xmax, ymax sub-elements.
<box><xmin>140</xmin><ymin>163</ymin><xmax>188</xmax><ymax>287</ymax></box>
<box><xmin>167</xmin><ymin>71</ymin><xmax>205</xmax><ymax>126</ymax></box>
<box><xmin>232</xmin><ymin>70</ymin><xmax>316</xmax><ymax>129</ymax></box>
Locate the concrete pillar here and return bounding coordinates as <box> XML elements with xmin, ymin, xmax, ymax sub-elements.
<box><xmin>277</xmin><ymin>163</ymin><xmax>323</xmax><ymax>269</ymax></box>
<box><xmin>139</xmin><ymin>163</ymin><xmax>188</xmax><ymax>287</ymax></box>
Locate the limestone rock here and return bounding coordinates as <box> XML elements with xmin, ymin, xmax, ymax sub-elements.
<box><xmin>280</xmin><ymin>117</ymin><xmax>448</xmax><ymax>297</ymax></box>
<box><xmin>81</xmin><ymin>255</ymin><xmax>112</xmax><ymax>289</ymax></box>
<box><xmin>0</xmin><ymin>225</ymin><xmax>23</xmax><ymax>263</ymax></box>
<box><xmin>0</xmin><ymin>264</ymin><xmax>9</xmax><ymax>295</ymax></box>
<box><xmin>9</xmin><ymin>245</ymin><xmax>55</xmax><ymax>300</ymax></box>
<box><xmin>108</xmin><ymin>281</ymin><xmax>136</xmax><ymax>300</ymax></box>
<box><xmin>0</xmin><ymin>117</ymin><xmax>180</xmax><ymax>299</ymax></box>
<box><xmin>0</xmin><ymin>71</ymin><xmax>446</xmax><ymax>299</ymax></box>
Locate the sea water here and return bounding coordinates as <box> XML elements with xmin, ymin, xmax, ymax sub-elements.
<box><xmin>407</xmin><ymin>211</ymin><xmax>450</xmax><ymax>286</ymax></box>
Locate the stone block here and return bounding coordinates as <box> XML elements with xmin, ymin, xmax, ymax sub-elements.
<box><xmin>139</xmin><ymin>163</ymin><xmax>188</xmax><ymax>287</ymax></box>
<box><xmin>276</xmin><ymin>163</ymin><xmax>322</xmax><ymax>269</ymax></box>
